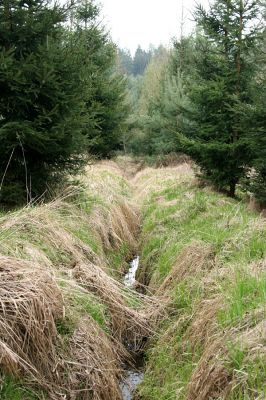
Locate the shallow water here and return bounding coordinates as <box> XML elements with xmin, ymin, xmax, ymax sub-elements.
<box><xmin>124</xmin><ymin>256</ymin><xmax>140</xmax><ymax>287</ymax></box>
<box><xmin>121</xmin><ymin>256</ymin><xmax>144</xmax><ymax>399</ymax></box>
<box><xmin>120</xmin><ymin>369</ymin><xmax>144</xmax><ymax>400</ymax></box>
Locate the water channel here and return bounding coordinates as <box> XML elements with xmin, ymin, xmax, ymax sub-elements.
<box><xmin>121</xmin><ymin>256</ymin><xmax>144</xmax><ymax>400</ymax></box>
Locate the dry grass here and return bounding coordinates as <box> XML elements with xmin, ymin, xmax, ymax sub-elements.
<box><xmin>90</xmin><ymin>200</ymin><xmax>140</xmax><ymax>253</ymax></box>
<box><xmin>133</xmin><ymin>163</ymin><xmax>193</xmax><ymax>203</ymax></box>
<box><xmin>0</xmin><ymin>257</ymin><xmax>62</xmax><ymax>393</ymax></box>
<box><xmin>156</xmin><ymin>243</ymin><xmax>213</xmax><ymax>295</ymax></box>
<box><xmin>0</xmin><ymin>160</ymin><xmax>157</xmax><ymax>399</ymax></box>
<box><xmin>3</xmin><ymin>158</ymin><xmax>264</xmax><ymax>400</ymax></box>
<box><xmin>187</xmin><ymin>337</ymin><xmax>231</xmax><ymax>400</ymax></box>
<box><xmin>67</xmin><ymin>317</ymin><xmax>124</xmax><ymax>400</ymax></box>
<box><xmin>73</xmin><ymin>261</ymin><xmax>157</xmax><ymax>347</ymax></box>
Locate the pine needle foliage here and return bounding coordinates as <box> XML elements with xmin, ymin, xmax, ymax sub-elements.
<box><xmin>0</xmin><ymin>0</ymin><xmax>129</xmax><ymax>205</ymax></box>
<box><xmin>179</xmin><ymin>0</ymin><xmax>264</xmax><ymax>196</ymax></box>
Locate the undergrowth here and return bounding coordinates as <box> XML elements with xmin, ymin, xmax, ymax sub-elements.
<box><xmin>0</xmin><ymin>160</ymin><xmax>142</xmax><ymax>399</ymax></box>
<box><xmin>135</xmin><ymin>166</ymin><xmax>266</xmax><ymax>399</ymax></box>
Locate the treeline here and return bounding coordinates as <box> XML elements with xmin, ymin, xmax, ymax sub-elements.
<box><xmin>0</xmin><ymin>0</ymin><xmax>128</xmax><ymax>204</ymax></box>
<box><xmin>117</xmin><ymin>45</ymin><xmax>166</xmax><ymax>76</ymax></box>
<box><xmin>128</xmin><ymin>0</ymin><xmax>266</xmax><ymax>205</ymax></box>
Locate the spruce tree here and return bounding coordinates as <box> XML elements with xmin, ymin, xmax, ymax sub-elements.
<box><xmin>179</xmin><ymin>0</ymin><xmax>263</xmax><ymax>196</ymax></box>
<box><xmin>0</xmin><ymin>0</ymin><xmax>129</xmax><ymax>204</ymax></box>
<box><xmin>73</xmin><ymin>0</ymin><xmax>129</xmax><ymax>158</ymax></box>
<box><xmin>242</xmin><ymin>26</ymin><xmax>266</xmax><ymax>205</ymax></box>
<box><xmin>0</xmin><ymin>0</ymin><xmax>88</xmax><ymax>204</ymax></box>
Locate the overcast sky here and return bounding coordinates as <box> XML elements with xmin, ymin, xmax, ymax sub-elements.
<box><xmin>100</xmin><ymin>0</ymin><xmax>211</xmax><ymax>54</ymax></box>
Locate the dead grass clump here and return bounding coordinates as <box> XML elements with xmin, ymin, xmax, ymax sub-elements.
<box><xmin>0</xmin><ymin>257</ymin><xmax>63</xmax><ymax>390</ymax></box>
<box><xmin>110</xmin><ymin>202</ymin><xmax>140</xmax><ymax>249</ymax></box>
<box><xmin>68</xmin><ymin>317</ymin><xmax>124</xmax><ymax>400</ymax></box>
<box><xmin>90</xmin><ymin>200</ymin><xmax>139</xmax><ymax>253</ymax></box>
<box><xmin>187</xmin><ymin>318</ymin><xmax>266</xmax><ymax>400</ymax></box>
<box><xmin>72</xmin><ymin>262</ymin><xmax>154</xmax><ymax>347</ymax></box>
<box><xmin>0</xmin><ymin>257</ymin><xmax>138</xmax><ymax>399</ymax></box>
<box><xmin>188</xmin><ymin>297</ymin><xmax>223</xmax><ymax>350</ymax></box>
<box><xmin>0</xmin><ymin>197</ymin><xmax>101</xmax><ymax>268</ymax></box>
<box><xmin>157</xmin><ymin>243</ymin><xmax>214</xmax><ymax>295</ymax></box>
<box><xmin>239</xmin><ymin>320</ymin><xmax>266</xmax><ymax>354</ymax></box>
<box><xmin>187</xmin><ymin>337</ymin><xmax>231</xmax><ymax>400</ymax></box>
<box><xmin>114</xmin><ymin>155</ymin><xmax>146</xmax><ymax>179</ymax></box>
<box><xmin>155</xmin><ymin>153</ymin><xmax>192</xmax><ymax>168</ymax></box>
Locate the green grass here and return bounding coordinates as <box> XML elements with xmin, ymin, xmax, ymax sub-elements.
<box><xmin>226</xmin><ymin>343</ymin><xmax>266</xmax><ymax>399</ymax></box>
<box><xmin>70</xmin><ymin>291</ymin><xmax>109</xmax><ymax>330</ymax></box>
<box><xmin>141</xmin><ymin>183</ymin><xmax>266</xmax><ymax>283</ymax></box>
<box><xmin>0</xmin><ymin>377</ymin><xmax>40</xmax><ymax>400</ymax></box>
<box><xmin>107</xmin><ymin>242</ymin><xmax>131</xmax><ymax>276</ymax></box>
<box><xmin>218</xmin><ymin>271</ymin><xmax>266</xmax><ymax>328</ymax></box>
<box><xmin>139</xmin><ymin>324</ymin><xmax>201</xmax><ymax>400</ymax></box>
<box><xmin>138</xmin><ymin>177</ymin><xmax>266</xmax><ymax>399</ymax></box>
<box><xmin>57</xmin><ymin>283</ymin><xmax>110</xmax><ymax>334</ymax></box>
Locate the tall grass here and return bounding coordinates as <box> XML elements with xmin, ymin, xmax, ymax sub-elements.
<box><xmin>0</xmin><ymin>160</ymin><xmax>147</xmax><ymax>399</ymax></box>
<box><xmin>134</xmin><ymin>166</ymin><xmax>266</xmax><ymax>399</ymax></box>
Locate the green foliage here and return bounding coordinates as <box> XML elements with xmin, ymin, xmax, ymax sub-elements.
<box><xmin>0</xmin><ymin>376</ymin><xmax>39</xmax><ymax>400</ymax></box>
<box><xmin>218</xmin><ymin>271</ymin><xmax>266</xmax><ymax>327</ymax></box>
<box><xmin>125</xmin><ymin>2</ymin><xmax>266</xmax><ymax>205</ymax></box>
<box><xmin>117</xmin><ymin>48</ymin><xmax>133</xmax><ymax>75</ymax></box>
<box><xmin>0</xmin><ymin>0</ymin><xmax>129</xmax><ymax>205</ymax></box>
<box><xmin>117</xmin><ymin>45</ymin><xmax>152</xmax><ymax>76</ymax></box>
<box><xmin>178</xmin><ymin>0</ymin><xmax>264</xmax><ymax>196</ymax></box>
<box><xmin>138</xmin><ymin>171</ymin><xmax>266</xmax><ymax>398</ymax></box>
<box><xmin>241</xmin><ymin>30</ymin><xmax>266</xmax><ymax>205</ymax></box>
<box><xmin>132</xmin><ymin>46</ymin><xmax>152</xmax><ymax>76</ymax></box>
<box><xmin>0</xmin><ymin>0</ymin><xmax>87</xmax><ymax>204</ymax></box>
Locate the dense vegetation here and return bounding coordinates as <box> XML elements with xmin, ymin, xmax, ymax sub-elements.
<box><xmin>0</xmin><ymin>0</ymin><xmax>128</xmax><ymax>204</ymax></box>
<box><xmin>126</xmin><ymin>0</ymin><xmax>266</xmax><ymax>206</ymax></box>
<box><xmin>1</xmin><ymin>0</ymin><xmax>265</xmax><ymax>207</ymax></box>
<box><xmin>136</xmin><ymin>165</ymin><xmax>266</xmax><ymax>399</ymax></box>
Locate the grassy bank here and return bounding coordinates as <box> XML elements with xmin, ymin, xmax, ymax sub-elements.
<box><xmin>0</xmin><ymin>161</ymin><xmax>150</xmax><ymax>400</ymax></box>
<box><xmin>134</xmin><ymin>165</ymin><xmax>266</xmax><ymax>400</ymax></box>
<box><xmin>1</xmin><ymin>159</ymin><xmax>265</xmax><ymax>399</ymax></box>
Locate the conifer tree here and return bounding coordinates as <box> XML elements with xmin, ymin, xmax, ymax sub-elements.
<box><xmin>242</xmin><ymin>26</ymin><xmax>266</xmax><ymax>205</ymax></box>
<box><xmin>73</xmin><ymin>0</ymin><xmax>129</xmax><ymax>158</ymax></box>
<box><xmin>0</xmin><ymin>0</ymin><xmax>88</xmax><ymax>204</ymax></box>
<box><xmin>179</xmin><ymin>0</ymin><xmax>263</xmax><ymax>196</ymax></box>
<box><xmin>0</xmin><ymin>0</ymin><xmax>129</xmax><ymax>204</ymax></box>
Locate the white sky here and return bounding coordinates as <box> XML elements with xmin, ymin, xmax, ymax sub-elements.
<box><xmin>100</xmin><ymin>0</ymin><xmax>211</xmax><ymax>54</ymax></box>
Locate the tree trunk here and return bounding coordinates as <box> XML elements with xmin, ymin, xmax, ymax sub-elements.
<box><xmin>229</xmin><ymin>182</ymin><xmax>236</xmax><ymax>197</ymax></box>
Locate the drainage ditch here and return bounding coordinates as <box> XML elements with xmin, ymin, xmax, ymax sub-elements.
<box><xmin>120</xmin><ymin>256</ymin><xmax>145</xmax><ymax>400</ymax></box>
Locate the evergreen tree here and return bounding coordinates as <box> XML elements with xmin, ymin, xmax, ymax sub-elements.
<box><xmin>74</xmin><ymin>2</ymin><xmax>129</xmax><ymax>158</ymax></box>
<box><xmin>0</xmin><ymin>0</ymin><xmax>88</xmax><ymax>204</ymax></box>
<box><xmin>179</xmin><ymin>0</ymin><xmax>263</xmax><ymax>196</ymax></box>
<box><xmin>242</xmin><ymin>26</ymin><xmax>266</xmax><ymax>205</ymax></box>
<box><xmin>117</xmin><ymin>48</ymin><xmax>133</xmax><ymax>75</ymax></box>
<box><xmin>0</xmin><ymin>0</ymin><xmax>129</xmax><ymax>204</ymax></box>
<box><xmin>132</xmin><ymin>46</ymin><xmax>151</xmax><ymax>76</ymax></box>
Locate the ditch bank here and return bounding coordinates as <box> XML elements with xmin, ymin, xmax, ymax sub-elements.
<box><xmin>132</xmin><ymin>164</ymin><xmax>266</xmax><ymax>400</ymax></box>
<box><xmin>0</xmin><ymin>161</ymin><xmax>158</xmax><ymax>400</ymax></box>
<box><xmin>0</xmin><ymin>159</ymin><xmax>265</xmax><ymax>400</ymax></box>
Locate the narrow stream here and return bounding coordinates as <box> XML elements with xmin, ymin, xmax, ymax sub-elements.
<box><xmin>121</xmin><ymin>256</ymin><xmax>144</xmax><ymax>400</ymax></box>
<box><xmin>124</xmin><ymin>256</ymin><xmax>140</xmax><ymax>287</ymax></box>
